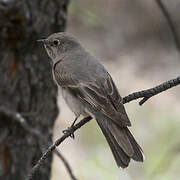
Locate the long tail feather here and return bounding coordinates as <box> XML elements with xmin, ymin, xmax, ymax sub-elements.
<box><xmin>96</xmin><ymin>118</ymin><xmax>144</xmax><ymax>168</ymax></box>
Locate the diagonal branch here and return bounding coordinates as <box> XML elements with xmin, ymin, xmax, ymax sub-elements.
<box><xmin>0</xmin><ymin>106</ymin><xmax>42</xmax><ymax>137</ymax></box>
<box><xmin>26</xmin><ymin>116</ymin><xmax>92</xmax><ymax>180</ymax></box>
<box><xmin>123</xmin><ymin>76</ymin><xmax>180</xmax><ymax>105</ymax></box>
<box><xmin>155</xmin><ymin>0</ymin><xmax>180</xmax><ymax>52</ymax></box>
<box><xmin>55</xmin><ymin>150</ymin><xmax>78</xmax><ymax>180</ymax></box>
<box><xmin>0</xmin><ymin>106</ymin><xmax>77</xmax><ymax>180</ymax></box>
<box><xmin>26</xmin><ymin>76</ymin><xmax>180</xmax><ymax>179</ymax></box>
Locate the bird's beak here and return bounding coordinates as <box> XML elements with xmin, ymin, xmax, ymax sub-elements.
<box><xmin>37</xmin><ymin>39</ymin><xmax>48</xmax><ymax>44</ymax></box>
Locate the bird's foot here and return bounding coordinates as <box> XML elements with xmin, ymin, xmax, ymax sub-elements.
<box><xmin>63</xmin><ymin>126</ymin><xmax>75</xmax><ymax>139</ymax></box>
<box><xmin>63</xmin><ymin>116</ymin><xmax>80</xmax><ymax>139</ymax></box>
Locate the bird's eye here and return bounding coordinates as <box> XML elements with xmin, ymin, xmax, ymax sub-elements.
<box><xmin>53</xmin><ymin>39</ymin><xmax>60</xmax><ymax>46</ymax></box>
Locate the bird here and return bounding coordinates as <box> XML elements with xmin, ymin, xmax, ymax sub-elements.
<box><xmin>38</xmin><ymin>32</ymin><xmax>144</xmax><ymax>168</ymax></box>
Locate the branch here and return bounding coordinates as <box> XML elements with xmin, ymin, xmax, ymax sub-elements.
<box><xmin>0</xmin><ymin>106</ymin><xmax>42</xmax><ymax>137</ymax></box>
<box><xmin>26</xmin><ymin>116</ymin><xmax>92</xmax><ymax>180</ymax></box>
<box><xmin>0</xmin><ymin>106</ymin><xmax>77</xmax><ymax>180</ymax></box>
<box><xmin>54</xmin><ymin>150</ymin><xmax>77</xmax><ymax>180</ymax></box>
<box><xmin>123</xmin><ymin>76</ymin><xmax>180</xmax><ymax>105</ymax></box>
<box><xmin>26</xmin><ymin>76</ymin><xmax>180</xmax><ymax>179</ymax></box>
<box><xmin>155</xmin><ymin>0</ymin><xmax>180</xmax><ymax>52</ymax></box>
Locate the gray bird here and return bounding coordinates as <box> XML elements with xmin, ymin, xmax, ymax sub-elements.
<box><xmin>38</xmin><ymin>32</ymin><xmax>144</xmax><ymax>168</ymax></box>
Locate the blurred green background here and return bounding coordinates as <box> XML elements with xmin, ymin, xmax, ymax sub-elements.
<box><xmin>51</xmin><ymin>0</ymin><xmax>180</xmax><ymax>180</ymax></box>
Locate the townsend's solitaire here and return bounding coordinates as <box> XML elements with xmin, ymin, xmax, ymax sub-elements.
<box><xmin>38</xmin><ymin>32</ymin><xmax>144</xmax><ymax>168</ymax></box>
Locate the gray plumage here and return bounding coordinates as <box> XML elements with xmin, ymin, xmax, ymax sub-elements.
<box><xmin>40</xmin><ymin>32</ymin><xmax>144</xmax><ymax>168</ymax></box>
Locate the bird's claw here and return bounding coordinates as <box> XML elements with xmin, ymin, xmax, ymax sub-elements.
<box><xmin>63</xmin><ymin>127</ymin><xmax>75</xmax><ymax>139</ymax></box>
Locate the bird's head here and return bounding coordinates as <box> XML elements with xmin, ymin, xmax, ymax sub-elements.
<box><xmin>37</xmin><ymin>32</ymin><xmax>80</xmax><ymax>62</ymax></box>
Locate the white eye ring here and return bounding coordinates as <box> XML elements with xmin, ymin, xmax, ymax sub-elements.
<box><xmin>53</xmin><ymin>39</ymin><xmax>60</xmax><ymax>46</ymax></box>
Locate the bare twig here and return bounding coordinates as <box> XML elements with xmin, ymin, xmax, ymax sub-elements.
<box><xmin>27</xmin><ymin>76</ymin><xmax>180</xmax><ymax>179</ymax></box>
<box><xmin>155</xmin><ymin>0</ymin><xmax>180</xmax><ymax>52</ymax></box>
<box><xmin>27</xmin><ymin>116</ymin><xmax>92</xmax><ymax>180</ymax></box>
<box><xmin>55</xmin><ymin>150</ymin><xmax>77</xmax><ymax>180</ymax></box>
<box><xmin>0</xmin><ymin>106</ymin><xmax>78</xmax><ymax>180</ymax></box>
<box><xmin>123</xmin><ymin>76</ymin><xmax>180</xmax><ymax>105</ymax></box>
<box><xmin>0</xmin><ymin>106</ymin><xmax>41</xmax><ymax>137</ymax></box>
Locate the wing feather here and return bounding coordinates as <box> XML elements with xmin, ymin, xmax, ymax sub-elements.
<box><xmin>54</xmin><ymin>63</ymin><xmax>131</xmax><ymax>127</ymax></box>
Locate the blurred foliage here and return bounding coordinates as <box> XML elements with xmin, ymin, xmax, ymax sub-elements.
<box><xmin>69</xmin><ymin>1</ymin><xmax>103</xmax><ymax>27</ymax></box>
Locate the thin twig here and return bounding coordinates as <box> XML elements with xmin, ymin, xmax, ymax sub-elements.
<box><xmin>27</xmin><ymin>75</ymin><xmax>180</xmax><ymax>179</ymax></box>
<box><xmin>0</xmin><ymin>106</ymin><xmax>78</xmax><ymax>180</ymax></box>
<box><xmin>0</xmin><ymin>106</ymin><xmax>41</xmax><ymax>137</ymax></box>
<box><xmin>156</xmin><ymin>0</ymin><xmax>180</xmax><ymax>52</ymax></box>
<box><xmin>27</xmin><ymin>116</ymin><xmax>92</xmax><ymax>180</ymax></box>
<box><xmin>55</xmin><ymin>150</ymin><xmax>77</xmax><ymax>180</ymax></box>
<box><xmin>123</xmin><ymin>76</ymin><xmax>180</xmax><ymax>105</ymax></box>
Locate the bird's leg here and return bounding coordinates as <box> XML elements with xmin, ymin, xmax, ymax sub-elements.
<box><xmin>63</xmin><ymin>115</ymin><xmax>80</xmax><ymax>139</ymax></box>
<box><xmin>71</xmin><ymin>115</ymin><xmax>79</xmax><ymax>127</ymax></box>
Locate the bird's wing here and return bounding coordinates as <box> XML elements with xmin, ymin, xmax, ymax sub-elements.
<box><xmin>54</xmin><ymin>64</ymin><xmax>131</xmax><ymax>127</ymax></box>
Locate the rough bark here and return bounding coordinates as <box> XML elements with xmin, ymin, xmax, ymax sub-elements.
<box><xmin>0</xmin><ymin>0</ymin><xmax>69</xmax><ymax>179</ymax></box>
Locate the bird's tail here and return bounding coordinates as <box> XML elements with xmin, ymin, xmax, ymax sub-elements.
<box><xmin>96</xmin><ymin>118</ymin><xmax>144</xmax><ymax>168</ymax></box>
